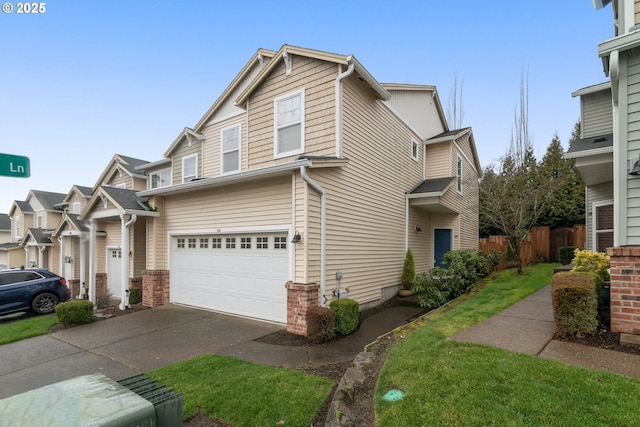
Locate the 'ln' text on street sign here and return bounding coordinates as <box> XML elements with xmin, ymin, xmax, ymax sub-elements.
<box><xmin>0</xmin><ymin>153</ymin><xmax>31</xmax><ymax>178</ymax></box>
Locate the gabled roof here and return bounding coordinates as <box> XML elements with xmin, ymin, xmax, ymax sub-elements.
<box><xmin>53</xmin><ymin>213</ymin><xmax>89</xmax><ymax>237</ymax></box>
<box><xmin>59</xmin><ymin>185</ymin><xmax>93</xmax><ymax>206</ymax></box>
<box><xmin>81</xmin><ymin>185</ymin><xmax>158</xmax><ymax>220</ymax></box>
<box><xmin>22</xmin><ymin>228</ymin><xmax>53</xmax><ymax>246</ymax></box>
<box><xmin>8</xmin><ymin>200</ymin><xmax>32</xmax><ymax>217</ymax></box>
<box><xmin>163</xmin><ymin>128</ymin><xmax>206</xmax><ymax>158</ymax></box>
<box><xmin>382</xmin><ymin>83</ymin><xmax>448</xmax><ymax>134</ymax></box>
<box><xmin>235</xmin><ymin>44</ymin><xmax>391</xmax><ymax>106</ymax></box>
<box><xmin>426</xmin><ymin>128</ymin><xmax>482</xmax><ymax>177</ymax></box>
<box><xmin>92</xmin><ymin>154</ymin><xmax>149</xmax><ymax>190</ymax></box>
<box><xmin>0</xmin><ymin>213</ymin><xmax>10</xmax><ymax>231</ymax></box>
<box><xmin>28</xmin><ymin>190</ymin><xmax>66</xmax><ymax>212</ymax></box>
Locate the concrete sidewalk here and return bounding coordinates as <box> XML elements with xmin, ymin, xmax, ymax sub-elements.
<box><xmin>450</xmin><ymin>285</ymin><xmax>640</xmax><ymax>379</ymax></box>
<box><xmin>0</xmin><ymin>303</ymin><xmax>423</xmax><ymax>399</ymax></box>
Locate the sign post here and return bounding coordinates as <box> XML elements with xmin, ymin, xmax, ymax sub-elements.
<box><xmin>0</xmin><ymin>153</ymin><xmax>30</xmax><ymax>178</ymax></box>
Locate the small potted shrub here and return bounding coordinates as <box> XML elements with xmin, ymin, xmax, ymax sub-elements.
<box><xmin>399</xmin><ymin>248</ymin><xmax>415</xmax><ymax>297</ymax></box>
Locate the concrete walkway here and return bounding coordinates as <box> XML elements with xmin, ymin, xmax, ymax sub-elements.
<box><xmin>450</xmin><ymin>285</ymin><xmax>640</xmax><ymax>379</ymax></box>
<box><xmin>0</xmin><ymin>304</ymin><xmax>423</xmax><ymax>399</ymax></box>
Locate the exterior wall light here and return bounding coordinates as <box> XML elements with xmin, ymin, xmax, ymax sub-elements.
<box><xmin>291</xmin><ymin>232</ymin><xmax>301</xmax><ymax>244</ymax></box>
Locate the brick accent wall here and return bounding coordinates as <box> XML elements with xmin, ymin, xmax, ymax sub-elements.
<box><xmin>285</xmin><ymin>281</ymin><xmax>320</xmax><ymax>336</ymax></box>
<box><xmin>143</xmin><ymin>270</ymin><xmax>170</xmax><ymax>307</ymax></box>
<box><xmin>607</xmin><ymin>246</ymin><xmax>640</xmax><ymax>340</ymax></box>
<box><xmin>129</xmin><ymin>277</ymin><xmax>142</xmax><ymax>291</ymax></box>
<box><xmin>68</xmin><ymin>279</ymin><xmax>80</xmax><ymax>298</ymax></box>
<box><xmin>95</xmin><ymin>273</ymin><xmax>107</xmax><ymax>298</ymax></box>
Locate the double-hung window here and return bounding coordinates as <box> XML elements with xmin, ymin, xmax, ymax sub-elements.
<box><xmin>182</xmin><ymin>154</ymin><xmax>198</xmax><ymax>183</ymax></box>
<box><xmin>151</xmin><ymin>168</ymin><xmax>171</xmax><ymax>189</ymax></box>
<box><xmin>221</xmin><ymin>124</ymin><xmax>241</xmax><ymax>174</ymax></box>
<box><xmin>274</xmin><ymin>89</ymin><xmax>305</xmax><ymax>158</ymax></box>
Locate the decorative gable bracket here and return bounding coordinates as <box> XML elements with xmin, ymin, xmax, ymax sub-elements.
<box><xmin>283</xmin><ymin>52</ymin><xmax>292</xmax><ymax>76</ymax></box>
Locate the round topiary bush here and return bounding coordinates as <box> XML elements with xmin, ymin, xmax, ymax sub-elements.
<box><xmin>329</xmin><ymin>299</ymin><xmax>359</xmax><ymax>335</ymax></box>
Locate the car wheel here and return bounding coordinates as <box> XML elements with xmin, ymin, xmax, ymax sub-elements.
<box><xmin>32</xmin><ymin>293</ymin><xmax>59</xmax><ymax>315</ymax></box>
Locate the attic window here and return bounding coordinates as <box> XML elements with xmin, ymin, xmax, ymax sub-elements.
<box><xmin>411</xmin><ymin>139</ymin><xmax>419</xmax><ymax>161</ymax></box>
<box><xmin>182</xmin><ymin>153</ymin><xmax>198</xmax><ymax>183</ymax></box>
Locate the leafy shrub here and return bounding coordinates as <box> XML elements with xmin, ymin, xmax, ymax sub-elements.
<box><xmin>411</xmin><ymin>271</ymin><xmax>448</xmax><ymax>309</ymax></box>
<box><xmin>56</xmin><ymin>300</ymin><xmax>94</xmax><ymax>325</ymax></box>
<box><xmin>558</xmin><ymin>246</ymin><xmax>578</xmax><ymax>266</ymax></box>
<box><xmin>483</xmin><ymin>249</ymin><xmax>503</xmax><ymax>272</ymax></box>
<box><xmin>306</xmin><ymin>306</ymin><xmax>336</xmax><ymax>344</ymax></box>
<box><xmin>129</xmin><ymin>288</ymin><xmax>142</xmax><ymax>305</ymax></box>
<box><xmin>329</xmin><ymin>299</ymin><xmax>359</xmax><ymax>335</ymax></box>
<box><xmin>571</xmin><ymin>249</ymin><xmax>610</xmax><ymax>291</ymax></box>
<box><xmin>552</xmin><ymin>272</ymin><xmax>598</xmax><ymax>336</ymax></box>
<box><xmin>413</xmin><ymin>249</ymin><xmax>491</xmax><ymax>310</ymax></box>
<box><xmin>401</xmin><ymin>248</ymin><xmax>416</xmax><ymax>290</ymax></box>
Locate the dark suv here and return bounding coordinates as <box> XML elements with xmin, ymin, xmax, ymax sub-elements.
<box><xmin>0</xmin><ymin>268</ymin><xmax>71</xmax><ymax>316</ymax></box>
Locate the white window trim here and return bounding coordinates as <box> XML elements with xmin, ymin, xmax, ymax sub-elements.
<box><xmin>14</xmin><ymin>217</ymin><xmax>21</xmax><ymax>239</ymax></box>
<box><xmin>221</xmin><ymin>123</ymin><xmax>242</xmax><ymax>175</ymax></box>
<box><xmin>182</xmin><ymin>153</ymin><xmax>198</xmax><ymax>183</ymax></box>
<box><xmin>411</xmin><ymin>139</ymin><xmax>419</xmax><ymax>162</ymax></box>
<box><xmin>150</xmin><ymin>168</ymin><xmax>172</xmax><ymax>189</ymax></box>
<box><xmin>273</xmin><ymin>89</ymin><xmax>305</xmax><ymax>159</ymax></box>
<box><xmin>72</xmin><ymin>202</ymin><xmax>82</xmax><ymax>214</ymax></box>
<box><xmin>456</xmin><ymin>156</ymin><xmax>463</xmax><ymax>194</ymax></box>
<box><xmin>592</xmin><ymin>200</ymin><xmax>614</xmax><ymax>252</ymax></box>
<box><xmin>115</xmin><ymin>183</ymin><xmax>126</xmax><ymax>189</ymax></box>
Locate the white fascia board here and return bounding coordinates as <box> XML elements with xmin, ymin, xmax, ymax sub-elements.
<box><xmin>135</xmin><ymin>158</ymin><xmax>171</xmax><ymax>171</ymax></box>
<box><xmin>599</xmin><ymin>31</ymin><xmax>640</xmax><ymax>57</ymax></box>
<box><xmin>571</xmin><ymin>82</ymin><xmax>611</xmax><ymax>97</ymax></box>
<box><xmin>564</xmin><ymin>146</ymin><xmax>613</xmax><ymax>159</ymax></box>
<box><xmin>138</xmin><ymin>159</ymin><xmax>312</xmax><ymax>197</ymax></box>
<box><xmin>406</xmin><ymin>191</ymin><xmax>443</xmax><ymax>199</ymax></box>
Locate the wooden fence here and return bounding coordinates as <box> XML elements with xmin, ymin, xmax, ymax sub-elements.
<box><xmin>479</xmin><ymin>225</ymin><xmax>586</xmax><ymax>269</ymax></box>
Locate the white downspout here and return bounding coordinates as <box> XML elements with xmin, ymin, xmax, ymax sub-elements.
<box><xmin>300</xmin><ymin>166</ymin><xmax>327</xmax><ymax>304</ymax></box>
<box><xmin>405</xmin><ymin>197</ymin><xmax>410</xmax><ymax>251</ymax></box>
<box><xmin>79</xmin><ymin>234</ymin><xmax>87</xmax><ymax>299</ymax></box>
<box><xmin>335</xmin><ymin>59</ymin><xmax>355</xmax><ymax>158</ymax></box>
<box><xmin>119</xmin><ymin>213</ymin><xmax>137</xmax><ymax>310</ymax></box>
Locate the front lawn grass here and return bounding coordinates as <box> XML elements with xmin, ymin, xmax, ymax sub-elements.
<box><xmin>376</xmin><ymin>264</ymin><xmax>640</xmax><ymax>426</ymax></box>
<box><xmin>0</xmin><ymin>314</ymin><xmax>58</xmax><ymax>345</ymax></box>
<box><xmin>147</xmin><ymin>354</ymin><xmax>333</xmax><ymax>426</ymax></box>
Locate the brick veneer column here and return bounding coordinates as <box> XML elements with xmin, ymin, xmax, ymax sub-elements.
<box><xmin>285</xmin><ymin>281</ymin><xmax>320</xmax><ymax>336</ymax></box>
<box><xmin>142</xmin><ymin>270</ymin><xmax>170</xmax><ymax>307</ymax></box>
<box><xmin>607</xmin><ymin>247</ymin><xmax>640</xmax><ymax>343</ymax></box>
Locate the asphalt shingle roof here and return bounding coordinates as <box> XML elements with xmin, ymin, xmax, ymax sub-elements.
<box><xmin>101</xmin><ymin>186</ymin><xmax>150</xmax><ymax>211</ymax></box>
<box><xmin>409</xmin><ymin>177</ymin><xmax>456</xmax><ymax>194</ymax></box>
<box><xmin>566</xmin><ymin>133</ymin><xmax>613</xmax><ymax>154</ymax></box>
<box><xmin>0</xmin><ymin>214</ymin><xmax>10</xmax><ymax>231</ymax></box>
<box><xmin>30</xmin><ymin>190</ymin><xmax>66</xmax><ymax>211</ymax></box>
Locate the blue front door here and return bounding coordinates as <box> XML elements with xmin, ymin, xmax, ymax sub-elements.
<box><xmin>434</xmin><ymin>228</ymin><xmax>452</xmax><ymax>268</ymax></box>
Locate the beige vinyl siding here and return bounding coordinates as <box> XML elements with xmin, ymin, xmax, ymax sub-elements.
<box><xmin>586</xmin><ymin>182</ymin><xmax>613</xmax><ymax>251</ymax></box>
<box><xmin>425</xmin><ymin>142</ymin><xmax>451</xmax><ymax>179</ymax></box>
<box><xmin>315</xmin><ymin>75</ymin><xmax>424</xmax><ymax>305</ymax></box>
<box><xmin>68</xmin><ymin>192</ymin><xmax>87</xmax><ymax>211</ymax></box>
<box><xmin>146</xmin><ymin>196</ymin><xmax>164</xmax><ymax>270</ymax></box>
<box><xmin>407</xmin><ymin>208</ymin><xmax>433</xmax><ymax>272</ymax></box>
<box><xmin>133</xmin><ymin>219</ymin><xmax>146</xmax><ymax>277</ymax></box>
<box><xmin>153</xmin><ymin>176</ymin><xmax>292</xmax><ymax>269</ymax></box>
<box><xmin>45</xmin><ymin>212</ymin><xmax>61</xmax><ymax>229</ymax></box>
<box><xmin>247</xmin><ymin>56</ymin><xmax>336</xmax><ymax>169</ymax></box>
<box><xmin>581</xmin><ymin>88</ymin><xmax>613</xmax><ymax>138</ymax></box>
<box><xmin>627</xmin><ymin>55</ymin><xmax>640</xmax><ymax>244</ymax></box>
<box><xmin>201</xmin><ymin>115</ymin><xmax>247</xmax><ymax>178</ymax></box>
<box><xmin>171</xmin><ymin>141</ymin><xmax>202</xmax><ymax>184</ymax></box>
<box><xmin>384</xmin><ymin>89</ymin><xmax>445</xmax><ymax>139</ymax></box>
<box><xmin>132</xmin><ymin>177</ymin><xmax>148</xmax><ymax>192</ymax></box>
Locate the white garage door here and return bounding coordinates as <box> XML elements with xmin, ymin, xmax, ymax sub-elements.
<box><xmin>171</xmin><ymin>233</ymin><xmax>289</xmax><ymax>323</ymax></box>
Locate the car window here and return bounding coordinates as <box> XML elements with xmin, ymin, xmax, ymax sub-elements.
<box><xmin>0</xmin><ymin>271</ymin><xmax>43</xmax><ymax>285</ymax></box>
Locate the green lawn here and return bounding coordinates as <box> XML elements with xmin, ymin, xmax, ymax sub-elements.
<box><xmin>0</xmin><ymin>314</ymin><xmax>58</xmax><ymax>345</ymax></box>
<box><xmin>147</xmin><ymin>354</ymin><xmax>334</xmax><ymax>426</ymax></box>
<box><xmin>376</xmin><ymin>264</ymin><xmax>640</xmax><ymax>426</ymax></box>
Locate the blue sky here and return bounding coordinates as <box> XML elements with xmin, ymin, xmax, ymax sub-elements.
<box><xmin>0</xmin><ymin>0</ymin><xmax>614</xmax><ymax>211</ymax></box>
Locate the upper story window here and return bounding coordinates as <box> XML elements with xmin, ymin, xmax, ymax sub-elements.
<box><xmin>115</xmin><ymin>183</ymin><xmax>126</xmax><ymax>189</ymax></box>
<box><xmin>221</xmin><ymin>124</ymin><xmax>241</xmax><ymax>174</ymax></box>
<box><xmin>72</xmin><ymin>202</ymin><xmax>81</xmax><ymax>214</ymax></box>
<box><xmin>457</xmin><ymin>156</ymin><xmax>463</xmax><ymax>194</ymax></box>
<box><xmin>411</xmin><ymin>139</ymin><xmax>419</xmax><ymax>161</ymax></box>
<box><xmin>36</xmin><ymin>216</ymin><xmax>42</xmax><ymax>229</ymax></box>
<box><xmin>150</xmin><ymin>168</ymin><xmax>171</xmax><ymax>189</ymax></box>
<box><xmin>14</xmin><ymin>217</ymin><xmax>21</xmax><ymax>239</ymax></box>
<box><xmin>274</xmin><ymin>89</ymin><xmax>305</xmax><ymax>158</ymax></box>
<box><xmin>182</xmin><ymin>154</ymin><xmax>198</xmax><ymax>183</ymax></box>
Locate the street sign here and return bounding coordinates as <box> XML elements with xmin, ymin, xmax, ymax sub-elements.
<box><xmin>0</xmin><ymin>153</ymin><xmax>30</xmax><ymax>178</ymax></box>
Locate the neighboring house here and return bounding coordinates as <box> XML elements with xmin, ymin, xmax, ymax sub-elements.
<box><xmin>0</xmin><ymin>213</ymin><xmax>15</xmax><ymax>269</ymax></box>
<box><xmin>579</xmin><ymin>0</ymin><xmax>640</xmax><ymax>343</ymax></box>
<box><xmin>565</xmin><ymin>82</ymin><xmax>613</xmax><ymax>253</ymax></box>
<box><xmin>131</xmin><ymin>45</ymin><xmax>481</xmax><ymax>334</ymax></box>
<box><xmin>78</xmin><ymin>154</ymin><xmax>157</xmax><ymax>308</ymax></box>
<box><xmin>8</xmin><ymin>190</ymin><xmax>65</xmax><ymax>269</ymax></box>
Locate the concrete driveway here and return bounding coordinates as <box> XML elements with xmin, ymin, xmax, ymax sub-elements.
<box><xmin>0</xmin><ymin>305</ymin><xmax>283</xmax><ymax>399</ymax></box>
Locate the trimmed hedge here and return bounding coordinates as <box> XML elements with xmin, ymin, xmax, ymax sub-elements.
<box><xmin>306</xmin><ymin>306</ymin><xmax>336</xmax><ymax>344</ymax></box>
<box><xmin>129</xmin><ymin>288</ymin><xmax>142</xmax><ymax>305</ymax></box>
<box><xmin>401</xmin><ymin>248</ymin><xmax>416</xmax><ymax>290</ymax></box>
<box><xmin>56</xmin><ymin>300</ymin><xmax>94</xmax><ymax>325</ymax></box>
<box><xmin>552</xmin><ymin>272</ymin><xmax>598</xmax><ymax>336</ymax></box>
<box><xmin>329</xmin><ymin>299</ymin><xmax>359</xmax><ymax>335</ymax></box>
